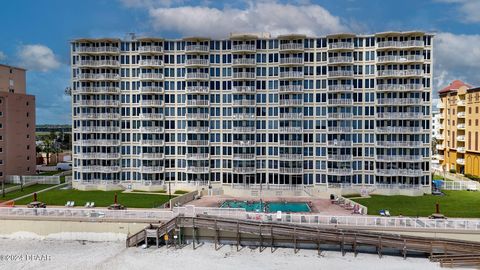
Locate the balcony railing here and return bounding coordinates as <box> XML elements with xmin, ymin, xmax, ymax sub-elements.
<box><xmin>141</xmin><ymin>166</ymin><xmax>165</xmax><ymax>173</ymax></box>
<box><xmin>457</xmin><ymin>100</ymin><xmax>466</xmax><ymax>106</ymax></box>
<box><xmin>78</xmin><ymin>126</ymin><xmax>120</xmax><ymax>133</ymax></box>
<box><xmin>279</xmin><ymin>154</ymin><xmax>303</xmax><ymax>161</ymax></box>
<box><xmin>186</xmin><ymin>86</ymin><xmax>209</xmax><ymax>94</ymax></box>
<box><xmin>327</xmin><ymin>140</ymin><xmax>352</xmax><ymax>147</ymax></box>
<box><xmin>140</xmin><ymin>86</ymin><xmax>164</xmax><ymax>93</ymax></box>
<box><xmin>328</xmin><ymin>99</ymin><xmax>353</xmax><ymax>105</ymax></box>
<box><xmin>185</xmin><ymin>45</ymin><xmax>209</xmax><ymax>53</ymax></box>
<box><xmin>327</xmin><ymin>168</ymin><xmax>352</xmax><ymax>175</ymax></box>
<box><xmin>328</xmin><ymin>70</ymin><xmax>354</xmax><ymax>77</ymax></box>
<box><xmin>377</xmin><ymin>84</ymin><xmax>423</xmax><ymax>91</ymax></box>
<box><xmin>279</xmin><ymin>140</ymin><xmax>303</xmax><ymax>146</ymax></box>
<box><xmin>232</xmin><ymin>100</ymin><xmax>255</xmax><ymax>106</ymax></box>
<box><xmin>457</xmin><ymin>124</ymin><xmax>466</xmax><ymax>129</ymax></box>
<box><xmin>279</xmin><ymin>58</ymin><xmax>304</xmax><ymax>65</ymax></box>
<box><xmin>186</xmin><ymin>126</ymin><xmax>210</xmax><ymax>133</ymax></box>
<box><xmin>232</xmin><ymin>72</ymin><xmax>256</xmax><ymax>79</ymax></box>
<box><xmin>328</xmin><ymin>42</ymin><xmax>354</xmax><ymax>50</ymax></box>
<box><xmin>435</xmin><ymin>154</ymin><xmax>444</xmax><ymax>160</ymax></box>
<box><xmin>75</xmin><ymin>113</ymin><xmax>120</xmax><ymax>120</ymax></box>
<box><xmin>279</xmin><ymin>71</ymin><xmax>304</xmax><ymax>79</ymax></box>
<box><xmin>376</xmin><ymin>169</ymin><xmax>424</xmax><ymax>177</ymax></box>
<box><xmin>279</xmin><ymin>43</ymin><xmax>304</xmax><ymax>51</ymax></box>
<box><xmin>279</xmin><ymin>85</ymin><xmax>303</xmax><ymax>93</ymax></box>
<box><xmin>328</xmin><ymin>154</ymin><xmax>353</xmax><ymax>161</ymax></box>
<box><xmin>436</xmin><ymin>134</ymin><xmax>445</xmax><ymax>140</ymax></box>
<box><xmin>139</xmin><ymin>114</ymin><xmax>164</xmax><ymax>120</ymax></box>
<box><xmin>76</xmin><ymin>86</ymin><xmax>119</xmax><ymax>94</ymax></box>
<box><xmin>377</xmin><ymin>55</ymin><xmax>424</xmax><ymax>63</ymax></box>
<box><xmin>232</xmin><ymin>140</ymin><xmax>256</xmax><ymax>146</ymax></box>
<box><xmin>139</xmin><ymin>73</ymin><xmax>164</xmax><ymax>80</ymax></box>
<box><xmin>139</xmin><ymin>126</ymin><xmax>164</xmax><ymax>133</ymax></box>
<box><xmin>233</xmin><ymin>154</ymin><xmax>256</xmax><ymax>160</ymax></box>
<box><xmin>279</xmin><ymin>126</ymin><xmax>303</xmax><ymax>133</ymax></box>
<box><xmin>457</xmin><ymin>147</ymin><xmax>466</xmax><ymax>153</ymax></box>
<box><xmin>138</xmin><ymin>46</ymin><xmax>163</xmax><ymax>53</ymax></box>
<box><xmin>376</xmin><ymin>141</ymin><xmax>422</xmax><ymax>147</ymax></box>
<box><xmin>377</xmin><ymin>98</ymin><xmax>423</xmax><ymax>105</ymax></box>
<box><xmin>231</xmin><ymin>44</ymin><xmax>256</xmax><ymax>52</ymax></box>
<box><xmin>327</xmin><ymin>126</ymin><xmax>352</xmax><ymax>133</ymax></box>
<box><xmin>78</xmin><ymin>100</ymin><xmax>120</xmax><ymax>106</ymax></box>
<box><xmin>186</xmin><ymin>113</ymin><xmax>209</xmax><ymax>120</ymax></box>
<box><xmin>138</xmin><ymin>59</ymin><xmax>163</xmax><ymax>66</ymax></box>
<box><xmin>77</xmin><ymin>60</ymin><xmax>120</xmax><ymax>67</ymax></box>
<box><xmin>232</xmin><ymin>126</ymin><xmax>256</xmax><ymax>133</ymax></box>
<box><xmin>186</xmin><ymin>153</ymin><xmax>210</xmax><ymax>159</ymax></box>
<box><xmin>376</xmin><ymin>155</ymin><xmax>423</xmax><ymax>161</ymax></box>
<box><xmin>77</xmin><ymin>73</ymin><xmax>120</xmax><ymax>80</ymax></box>
<box><xmin>377</xmin><ymin>112</ymin><xmax>424</xmax><ymax>119</ymax></box>
<box><xmin>279</xmin><ymin>113</ymin><xmax>303</xmax><ymax>120</ymax></box>
<box><xmin>186</xmin><ymin>140</ymin><xmax>209</xmax><ymax>146</ymax></box>
<box><xmin>279</xmin><ymin>168</ymin><xmax>303</xmax><ymax>174</ymax></box>
<box><xmin>377</xmin><ymin>69</ymin><xmax>424</xmax><ymax>77</ymax></box>
<box><xmin>232</xmin><ymin>113</ymin><xmax>255</xmax><ymax>120</ymax></box>
<box><xmin>185</xmin><ymin>72</ymin><xmax>209</xmax><ymax>80</ymax></box>
<box><xmin>232</xmin><ymin>167</ymin><xmax>256</xmax><ymax>174</ymax></box>
<box><xmin>279</xmin><ymin>99</ymin><xmax>303</xmax><ymax>106</ymax></box>
<box><xmin>80</xmin><ymin>166</ymin><xmax>121</xmax><ymax>173</ymax></box>
<box><xmin>140</xmin><ymin>139</ymin><xmax>165</xmax><ymax>146</ymax></box>
<box><xmin>328</xmin><ymin>112</ymin><xmax>353</xmax><ymax>119</ymax></box>
<box><xmin>186</xmin><ymin>100</ymin><xmax>210</xmax><ymax>106</ymax></box>
<box><xmin>457</xmin><ymin>112</ymin><xmax>466</xmax><ymax>118</ymax></box>
<box><xmin>81</xmin><ymin>153</ymin><xmax>121</xmax><ymax>159</ymax></box>
<box><xmin>186</xmin><ymin>166</ymin><xmax>210</xmax><ymax>173</ymax></box>
<box><xmin>232</xmin><ymin>86</ymin><xmax>255</xmax><ymax>94</ymax></box>
<box><xmin>377</xmin><ymin>127</ymin><xmax>423</xmax><ymax>133</ymax></box>
<box><xmin>76</xmin><ymin>46</ymin><xmax>120</xmax><ymax>54</ymax></box>
<box><xmin>377</xmin><ymin>40</ymin><xmax>424</xmax><ymax>48</ymax></box>
<box><xmin>328</xmin><ymin>56</ymin><xmax>353</xmax><ymax>64</ymax></box>
<box><xmin>76</xmin><ymin>139</ymin><xmax>120</xmax><ymax>146</ymax></box>
<box><xmin>232</xmin><ymin>58</ymin><xmax>256</xmax><ymax>66</ymax></box>
<box><xmin>185</xmin><ymin>59</ymin><xmax>209</xmax><ymax>66</ymax></box>
<box><xmin>457</xmin><ymin>135</ymin><xmax>465</xmax><ymax>141</ymax></box>
<box><xmin>142</xmin><ymin>153</ymin><xmax>165</xmax><ymax>159</ymax></box>
<box><xmin>436</xmin><ymin>144</ymin><xmax>445</xmax><ymax>150</ymax></box>
<box><xmin>140</xmin><ymin>100</ymin><xmax>164</xmax><ymax>106</ymax></box>
<box><xmin>456</xmin><ymin>158</ymin><xmax>465</xmax><ymax>165</ymax></box>
<box><xmin>328</xmin><ymin>85</ymin><xmax>353</xmax><ymax>91</ymax></box>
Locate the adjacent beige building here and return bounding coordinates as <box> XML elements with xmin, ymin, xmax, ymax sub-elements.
<box><xmin>0</xmin><ymin>64</ymin><xmax>36</xmax><ymax>182</ymax></box>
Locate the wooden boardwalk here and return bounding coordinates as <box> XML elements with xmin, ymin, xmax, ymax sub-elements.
<box><xmin>127</xmin><ymin>215</ymin><xmax>480</xmax><ymax>267</ymax></box>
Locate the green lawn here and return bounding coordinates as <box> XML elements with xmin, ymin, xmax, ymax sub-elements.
<box><xmin>15</xmin><ymin>188</ymin><xmax>171</xmax><ymax>208</ymax></box>
<box><xmin>132</xmin><ymin>189</ymin><xmax>166</xmax><ymax>193</ymax></box>
<box><xmin>1</xmin><ymin>183</ymin><xmax>18</xmax><ymax>189</ymax></box>
<box><xmin>174</xmin><ymin>190</ymin><xmax>189</xmax><ymax>195</ymax></box>
<box><xmin>38</xmin><ymin>171</ymin><xmax>61</xmax><ymax>176</ymax></box>
<box><xmin>352</xmin><ymin>190</ymin><xmax>480</xmax><ymax>218</ymax></box>
<box><xmin>0</xmin><ymin>184</ymin><xmax>56</xmax><ymax>201</ymax></box>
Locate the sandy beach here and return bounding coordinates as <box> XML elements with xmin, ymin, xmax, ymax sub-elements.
<box><xmin>0</xmin><ymin>232</ymin><xmax>467</xmax><ymax>270</ymax></box>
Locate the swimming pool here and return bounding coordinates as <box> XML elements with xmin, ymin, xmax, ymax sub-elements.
<box><xmin>220</xmin><ymin>200</ymin><xmax>311</xmax><ymax>213</ymax></box>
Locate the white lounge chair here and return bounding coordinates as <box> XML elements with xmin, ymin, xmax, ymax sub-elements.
<box><xmin>70</xmin><ymin>201</ymin><xmax>75</xmax><ymax>207</ymax></box>
<box><xmin>85</xmin><ymin>202</ymin><xmax>90</xmax><ymax>208</ymax></box>
<box><xmin>65</xmin><ymin>201</ymin><xmax>71</xmax><ymax>207</ymax></box>
<box><xmin>90</xmin><ymin>202</ymin><xmax>95</xmax><ymax>208</ymax></box>
<box><xmin>276</xmin><ymin>211</ymin><xmax>282</xmax><ymax>221</ymax></box>
<box><xmin>385</xmin><ymin>210</ymin><xmax>391</xmax><ymax>217</ymax></box>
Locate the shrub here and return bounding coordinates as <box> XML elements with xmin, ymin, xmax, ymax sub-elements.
<box><xmin>449</xmin><ymin>168</ymin><xmax>456</xmax><ymax>174</ymax></box>
<box><xmin>465</xmin><ymin>174</ymin><xmax>480</xmax><ymax>181</ymax></box>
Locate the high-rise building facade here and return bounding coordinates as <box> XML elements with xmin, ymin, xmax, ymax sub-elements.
<box><xmin>71</xmin><ymin>32</ymin><xmax>433</xmax><ymax>191</ymax></box>
<box><xmin>438</xmin><ymin>80</ymin><xmax>480</xmax><ymax>176</ymax></box>
<box><xmin>0</xmin><ymin>64</ymin><xmax>36</xmax><ymax>182</ymax></box>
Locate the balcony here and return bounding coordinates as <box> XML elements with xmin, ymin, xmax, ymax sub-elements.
<box><xmin>139</xmin><ymin>126</ymin><xmax>164</xmax><ymax>133</ymax></box>
<box><xmin>377</xmin><ymin>84</ymin><xmax>423</xmax><ymax>91</ymax></box>
<box><xmin>233</xmin><ymin>154</ymin><xmax>256</xmax><ymax>160</ymax></box>
<box><xmin>186</xmin><ymin>126</ymin><xmax>209</xmax><ymax>133</ymax></box>
<box><xmin>232</xmin><ymin>140</ymin><xmax>256</xmax><ymax>146</ymax></box>
<box><xmin>457</xmin><ymin>135</ymin><xmax>465</xmax><ymax>142</ymax></box>
<box><xmin>279</xmin><ymin>99</ymin><xmax>303</xmax><ymax>106</ymax></box>
<box><xmin>186</xmin><ymin>86</ymin><xmax>209</xmax><ymax>94</ymax></box>
<box><xmin>232</xmin><ymin>86</ymin><xmax>255</xmax><ymax>94</ymax></box>
<box><xmin>142</xmin><ymin>153</ymin><xmax>165</xmax><ymax>159</ymax></box>
<box><xmin>186</xmin><ymin>153</ymin><xmax>210</xmax><ymax>159</ymax></box>
<box><xmin>377</xmin><ymin>127</ymin><xmax>423</xmax><ymax>133</ymax></box>
<box><xmin>279</xmin><ymin>85</ymin><xmax>303</xmax><ymax>93</ymax></box>
<box><xmin>377</xmin><ymin>69</ymin><xmax>424</xmax><ymax>77</ymax></box>
<box><xmin>279</xmin><ymin>58</ymin><xmax>304</xmax><ymax>65</ymax></box>
<box><xmin>377</xmin><ymin>40</ymin><xmax>424</xmax><ymax>48</ymax></box>
<box><xmin>75</xmin><ymin>113</ymin><xmax>120</xmax><ymax>120</ymax></box>
<box><xmin>377</xmin><ymin>98</ymin><xmax>423</xmax><ymax>105</ymax></box>
<box><xmin>186</xmin><ymin>166</ymin><xmax>210</xmax><ymax>173</ymax></box>
<box><xmin>232</xmin><ymin>58</ymin><xmax>256</xmax><ymax>66</ymax></box>
<box><xmin>457</xmin><ymin>147</ymin><xmax>466</xmax><ymax>153</ymax></box>
<box><xmin>185</xmin><ymin>72</ymin><xmax>209</xmax><ymax>80</ymax></box>
<box><xmin>232</xmin><ymin>100</ymin><xmax>255</xmax><ymax>106</ymax></box>
<box><xmin>185</xmin><ymin>59</ymin><xmax>209</xmax><ymax>67</ymax></box>
<box><xmin>139</xmin><ymin>73</ymin><xmax>164</xmax><ymax>80</ymax></box>
<box><xmin>141</xmin><ymin>166</ymin><xmax>165</xmax><ymax>173</ymax></box>
<box><xmin>232</xmin><ymin>167</ymin><xmax>256</xmax><ymax>174</ymax></box>
<box><xmin>186</xmin><ymin>100</ymin><xmax>210</xmax><ymax>107</ymax></box>
<box><xmin>140</xmin><ymin>100</ymin><xmax>164</xmax><ymax>106</ymax></box>
<box><xmin>279</xmin><ymin>113</ymin><xmax>303</xmax><ymax>120</ymax></box>
<box><xmin>436</xmin><ymin>134</ymin><xmax>445</xmax><ymax>140</ymax></box>
<box><xmin>232</xmin><ymin>72</ymin><xmax>256</xmax><ymax>80</ymax></box>
<box><xmin>138</xmin><ymin>59</ymin><xmax>163</xmax><ymax>67</ymax></box>
<box><xmin>186</xmin><ymin>113</ymin><xmax>209</xmax><ymax>120</ymax></box>
<box><xmin>140</xmin><ymin>86</ymin><xmax>164</xmax><ymax>94</ymax></box>
<box><xmin>138</xmin><ymin>46</ymin><xmax>163</xmax><ymax>54</ymax></box>
<box><xmin>328</xmin><ymin>70</ymin><xmax>354</xmax><ymax>77</ymax></box>
<box><xmin>377</xmin><ymin>55</ymin><xmax>424</xmax><ymax>63</ymax></box>
<box><xmin>232</xmin><ymin>126</ymin><xmax>256</xmax><ymax>133</ymax></box>
<box><xmin>457</xmin><ymin>112</ymin><xmax>466</xmax><ymax>118</ymax></box>
<box><xmin>438</xmin><ymin>103</ymin><xmax>445</xmax><ymax>109</ymax></box>
<box><xmin>76</xmin><ymin>46</ymin><xmax>120</xmax><ymax>54</ymax></box>
<box><xmin>328</xmin><ymin>154</ymin><xmax>353</xmax><ymax>161</ymax></box>
<box><xmin>279</xmin><ymin>168</ymin><xmax>303</xmax><ymax>174</ymax></box>
<box><xmin>279</xmin><ymin>43</ymin><xmax>304</xmax><ymax>51</ymax></box>
<box><xmin>327</xmin><ymin>140</ymin><xmax>352</xmax><ymax>147</ymax></box>
<box><xmin>78</xmin><ymin>126</ymin><xmax>120</xmax><ymax>133</ymax></box>
<box><xmin>77</xmin><ymin>73</ymin><xmax>120</xmax><ymax>81</ymax></box>
<box><xmin>436</xmin><ymin>144</ymin><xmax>445</xmax><ymax>150</ymax></box>
<box><xmin>279</xmin><ymin>71</ymin><xmax>304</xmax><ymax>79</ymax></box>
<box><xmin>457</xmin><ymin>100</ymin><xmax>466</xmax><ymax>106</ymax></box>
<box><xmin>376</xmin><ymin>155</ymin><xmax>423</xmax><ymax>162</ymax></box>
<box><xmin>76</xmin><ymin>139</ymin><xmax>120</xmax><ymax>146</ymax></box>
<box><xmin>231</xmin><ymin>44</ymin><xmax>256</xmax><ymax>53</ymax></box>
<box><xmin>139</xmin><ymin>114</ymin><xmax>164</xmax><ymax>120</ymax></box>
<box><xmin>376</xmin><ymin>141</ymin><xmax>422</xmax><ymax>147</ymax></box>
<box><xmin>186</xmin><ymin>140</ymin><xmax>209</xmax><ymax>146</ymax></box>
<box><xmin>327</xmin><ymin>126</ymin><xmax>352</xmax><ymax>133</ymax></box>
<box><xmin>76</xmin><ymin>86</ymin><xmax>119</xmax><ymax>94</ymax></box>
<box><xmin>77</xmin><ymin>60</ymin><xmax>120</xmax><ymax>67</ymax></box>
<box><xmin>232</xmin><ymin>113</ymin><xmax>255</xmax><ymax>120</ymax></box>
<box><xmin>78</xmin><ymin>100</ymin><xmax>120</xmax><ymax>107</ymax></box>
<box><xmin>456</xmin><ymin>158</ymin><xmax>465</xmax><ymax>165</ymax></box>
<box><xmin>328</xmin><ymin>56</ymin><xmax>353</xmax><ymax>64</ymax></box>
<box><xmin>185</xmin><ymin>45</ymin><xmax>209</xmax><ymax>53</ymax></box>
<box><xmin>81</xmin><ymin>153</ymin><xmax>121</xmax><ymax>159</ymax></box>
<box><xmin>279</xmin><ymin>126</ymin><xmax>303</xmax><ymax>133</ymax></box>
<box><xmin>140</xmin><ymin>139</ymin><xmax>165</xmax><ymax>146</ymax></box>
<box><xmin>327</xmin><ymin>168</ymin><xmax>353</xmax><ymax>175</ymax></box>
<box><xmin>328</xmin><ymin>112</ymin><xmax>353</xmax><ymax>119</ymax></box>
<box><xmin>377</xmin><ymin>112</ymin><xmax>424</xmax><ymax>119</ymax></box>
<box><xmin>279</xmin><ymin>154</ymin><xmax>303</xmax><ymax>161</ymax></box>
<box><xmin>376</xmin><ymin>169</ymin><xmax>424</xmax><ymax>177</ymax></box>
<box><xmin>279</xmin><ymin>140</ymin><xmax>303</xmax><ymax>147</ymax></box>
<box><xmin>457</xmin><ymin>124</ymin><xmax>466</xmax><ymax>129</ymax></box>
<box><xmin>328</xmin><ymin>42</ymin><xmax>354</xmax><ymax>50</ymax></box>
<box><xmin>435</xmin><ymin>154</ymin><xmax>444</xmax><ymax>160</ymax></box>
<box><xmin>328</xmin><ymin>85</ymin><xmax>353</xmax><ymax>91</ymax></box>
<box><xmin>80</xmin><ymin>166</ymin><xmax>121</xmax><ymax>173</ymax></box>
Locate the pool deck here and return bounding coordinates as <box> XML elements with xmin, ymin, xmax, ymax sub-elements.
<box><xmin>188</xmin><ymin>195</ymin><xmax>354</xmax><ymax>215</ymax></box>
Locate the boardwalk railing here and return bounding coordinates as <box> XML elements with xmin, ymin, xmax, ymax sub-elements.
<box><xmin>1</xmin><ymin>206</ymin><xmax>480</xmax><ymax>232</ymax></box>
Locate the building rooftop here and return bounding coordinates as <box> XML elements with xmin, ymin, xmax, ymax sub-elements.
<box><xmin>438</xmin><ymin>80</ymin><xmax>472</xmax><ymax>94</ymax></box>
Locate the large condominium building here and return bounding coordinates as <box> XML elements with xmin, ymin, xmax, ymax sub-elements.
<box><xmin>70</xmin><ymin>31</ymin><xmax>433</xmax><ymax>192</ymax></box>
<box><xmin>0</xmin><ymin>64</ymin><xmax>36</xmax><ymax>182</ymax></box>
<box><xmin>437</xmin><ymin>80</ymin><xmax>480</xmax><ymax>176</ymax></box>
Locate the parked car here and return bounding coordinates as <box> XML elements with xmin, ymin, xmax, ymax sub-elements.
<box><xmin>56</xmin><ymin>162</ymin><xmax>72</xmax><ymax>171</ymax></box>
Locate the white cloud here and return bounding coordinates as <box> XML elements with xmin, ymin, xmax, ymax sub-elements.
<box><xmin>436</xmin><ymin>0</ymin><xmax>480</xmax><ymax>23</ymax></box>
<box><xmin>434</xmin><ymin>32</ymin><xmax>480</xmax><ymax>90</ymax></box>
<box><xmin>146</xmin><ymin>1</ymin><xmax>348</xmax><ymax>38</ymax></box>
<box><xmin>119</xmin><ymin>0</ymin><xmax>177</xmax><ymax>8</ymax></box>
<box><xmin>18</xmin><ymin>44</ymin><xmax>60</xmax><ymax>72</ymax></box>
<box><xmin>0</xmin><ymin>51</ymin><xmax>6</xmax><ymax>61</ymax></box>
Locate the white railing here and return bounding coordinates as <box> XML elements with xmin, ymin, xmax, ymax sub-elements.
<box><xmin>186</xmin><ymin>113</ymin><xmax>209</xmax><ymax>120</ymax></box>
<box><xmin>140</xmin><ymin>100</ymin><xmax>164</xmax><ymax>106</ymax></box>
<box><xmin>377</xmin><ymin>40</ymin><xmax>424</xmax><ymax>48</ymax></box>
<box><xmin>142</xmin><ymin>166</ymin><xmax>165</xmax><ymax>173</ymax></box>
<box><xmin>186</xmin><ymin>140</ymin><xmax>209</xmax><ymax>146</ymax></box>
<box><xmin>377</xmin><ymin>69</ymin><xmax>424</xmax><ymax>77</ymax></box>
<box><xmin>377</xmin><ymin>84</ymin><xmax>423</xmax><ymax>91</ymax></box>
<box><xmin>232</xmin><ymin>86</ymin><xmax>255</xmax><ymax>93</ymax></box>
<box><xmin>457</xmin><ymin>147</ymin><xmax>466</xmax><ymax>153</ymax></box>
<box><xmin>233</xmin><ymin>154</ymin><xmax>256</xmax><ymax>160</ymax></box>
<box><xmin>140</xmin><ymin>73</ymin><xmax>164</xmax><ymax>80</ymax></box>
<box><xmin>377</xmin><ymin>127</ymin><xmax>423</xmax><ymax>133</ymax></box>
<box><xmin>231</xmin><ymin>44</ymin><xmax>256</xmax><ymax>52</ymax></box>
<box><xmin>232</xmin><ymin>100</ymin><xmax>255</xmax><ymax>106</ymax></box>
<box><xmin>457</xmin><ymin>112</ymin><xmax>466</xmax><ymax>118</ymax></box>
<box><xmin>328</xmin><ymin>155</ymin><xmax>353</xmax><ymax>161</ymax></box>
<box><xmin>279</xmin><ymin>85</ymin><xmax>303</xmax><ymax>93</ymax></box>
<box><xmin>328</xmin><ymin>112</ymin><xmax>353</xmax><ymax>119</ymax></box>
<box><xmin>279</xmin><ymin>58</ymin><xmax>304</xmax><ymax>65</ymax></box>
<box><xmin>279</xmin><ymin>71</ymin><xmax>304</xmax><ymax>79</ymax></box>
<box><xmin>456</xmin><ymin>158</ymin><xmax>465</xmax><ymax>165</ymax></box>
<box><xmin>376</xmin><ymin>155</ymin><xmax>423</xmax><ymax>161</ymax></box>
<box><xmin>279</xmin><ymin>99</ymin><xmax>303</xmax><ymax>106</ymax></box>
<box><xmin>81</xmin><ymin>153</ymin><xmax>121</xmax><ymax>159</ymax></box>
<box><xmin>377</xmin><ymin>112</ymin><xmax>424</xmax><ymax>119</ymax></box>
<box><xmin>76</xmin><ymin>46</ymin><xmax>120</xmax><ymax>53</ymax></box>
<box><xmin>78</xmin><ymin>100</ymin><xmax>119</xmax><ymax>106</ymax></box>
<box><xmin>377</xmin><ymin>55</ymin><xmax>424</xmax><ymax>63</ymax></box>
<box><xmin>138</xmin><ymin>59</ymin><xmax>163</xmax><ymax>66</ymax></box>
<box><xmin>279</xmin><ymin>43</ymin><xmax>304</xmax><ymax>51</ymax></box>
<box><xmin>279</xmin><ymin>126</ymin><xmax>303</xmax><ymax>133</ymax></box>
<box><xmin>328</xmin><ymin>85</ymin><xmax>353</xmax><ymax>91</ymax></box>
<box><xmin>74</xmin><ymin>113</ymin><xmax>120</xmax><ymax>120</ymax></box>
<box><xmin>327</xmin><ymin>168</ymin><xmax>353</xmax><ymax>175</ymax></box>
<box><xmin>377</xmin><ymin>98</ymin><xmax>423</xmax><ymax>105</ymax></box>
<box><xmin>232</xmin><ymin>167</ymin><xmax>256</xmax><ymax>173</ymax></box>
<box><xmin>139</xmin><ymin>114</ymin><xmax>164</xmax><ymax>120</ymax></box>
<box><xmin>279</xmin><ymin>141</ymin><xmax>303</xmax><ymax>146</ymax></box>
<box><xmin>185</xmin><ymin>59</ymin><xmax>209</xmax><ymax>66</ymax></box>
<box><xmin>142</xmin><ymin>153</ymin><xmax>165</xmax><ymax>159</ymax></box>
<box><xmin>232</xmin><ymin>113</ymin><xmax>255</xmax><ymax>120</ymax></box>
<box><xmin>279</xmin><ymin>154</ymin><xmax>303</xmax><ymax>161</ymax></box>
<box><xmin>328</xmin><ymin>126</ymin><xmax>352</xmax><ymax>133</ymax></box>
<box><xmin>233</xmin><ymin>126</ymin><xmax>256</xmax><ymax>133</ymax></box>
<box><xmin>329</xmin><ymin>70</ymin><xmax>354</xmax><ymax>77</ymax></box>
<box><xmin>76</xmin><ymin>86</ymin><xmax>119</xmax><ymax>93</ymax></box>
<box><xmin>376</xmin><ymin>141</ymin><xmax>422</xmax><ymax>147</ymax></box>
<box><xmin>328</xmin><ymin>42</ymin><xmax>354</xmax><ymax>50</ymax></box>
<box><xmin>232</xmin><ymin>58</ymin><xmax>256</xmax><ymax>65</ymax></box>
<box><xmin>77</xmin><ymin>73</ymin><xmax>119</xmax><ymax>80</ymax></box>
<box><xmin>186</xmin><ymin>126</ymin><xmax>210</xmax><ymax>133</ymax></box>
<box><xmin>279</xmin><ymin>113</ymin><xmax>303</xmax><ymax>119</ymax></box>
<box><xmin>185</xmin><ymin>72</ymin><xmax>210</xmax><ymax>80</ymax></box>
<box><xmin>140</xmin><ymin>86</ymin><xmax>164</xmax><ymax>93</ymax></box>
<box><xmin>376</xmin><ymin>169</ymin><xmax>424</xmax><ymax>177</ymax></box>
<box><xmin>457</xmin><ymin>124</ymin><xmax>466</xmax><ymax>129</ymax></box>
<box><xmin>186</xmin><ymin>100</ymin><xmax>210</xmax><ymax>106</ymax></box>
<box><xmin>457</xmin><ymin>135</ymin><xmax>466</xmax><ymax>141</ymax></box>
<box><xmin>76</xmin><ymin>139</ymin><xmax>120</xmax><ymax>146</ymax></box>
<box><xmin>185</xmin><ymin>45</ymin><xmax>209</xmax><ymax>52</ymax></box>
<box><xmin>232</xmin><ymin>140</ymin><xmax>256</xmax><ymax>146</ymax></box>
<box><xmin>138</xmin><ymin>46</ymin><xmax>163</xmax><ymax>53</ymax></box>
<box><xmin>186</xmin><ymin>86</ymin><xmax>209</xmax><ymax>93</ymax></box>
<box><xmin>328</xmin><ymin>56</ymin><xmax>353</xmax><ymax>64</ymax></box>
<box><xmin>232</xmin><ymin>72</ymin><xmax>256</xmax><ymax>79</ymax></box>
<box><xmin>77</xmin><ymin>60</ymin><xmax>120</xmax><ymax>67</ymax></box>
<box><xmin>186</xmin><ymin>153</ymin><xmax>209</xmax><ymax>159</ymax></box>
<box><xmin>79</xmin><ymin>166</ymin><xmax>121</xmax><ymax>173</ymax></box>
<box><xmin>140</xmin><ymin>139</ymin><xmax>165</xmax><ymax>146</ymax></box>
<box><xmin>186</xmin><ymin>167</ymin><xmax>210</xmax><ymax>173</ymax></box>
<box><xmin>442</xmin><ymin>181</ymin><xmax>479</xmax><ymax>191</ymax></box>
<box><xmin>6</xmin><ymin>175</ymin><xmax>60</xmax><ymax>185</ymax></box>
<box><xmin>327</xmin><ymin>140</ymin><xmax>352</xmax><ymax>147</ymax></box>
<box><xmin>78</xmin><ymin>126</ymin><xmax>120</xmax><ymax>133</ymax></box>
<box><xmin>279</xmin><ymin>168</ymin><xmax>303</xmax><ymax>174</ymax></box>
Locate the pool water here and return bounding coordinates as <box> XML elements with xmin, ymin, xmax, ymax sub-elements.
<box><xmin>220</xmin><ymin>200</ymin><xmax>311</xmax><ymax>213</ymax></box>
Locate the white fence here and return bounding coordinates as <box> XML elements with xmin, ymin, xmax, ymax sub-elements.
<box><xmin>6</xmin><ymin>175</ymin><xmax>60</xmax><ymax>185</ymax></box>
<box><xmin>441</xmin><ymin>181</ymin><xmax>479</xmax><ymax>191</ymax></box>
<box><xmin>1</xmin><ymin>206</ymin><xmax>479</xmax><ymax>232</ymax></box>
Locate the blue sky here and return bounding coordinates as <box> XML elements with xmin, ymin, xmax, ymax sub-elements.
<box><xmin>0</xmin><ymin>0</ymin><xmax>479</xmax><ymax>124</ymax></box>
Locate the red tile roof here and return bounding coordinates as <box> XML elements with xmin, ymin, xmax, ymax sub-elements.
<box><xmin>439</xmin><ymin>80</ymin><xmax>472</xmax><ymax>94</ymax></box>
